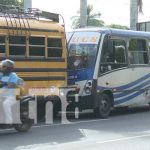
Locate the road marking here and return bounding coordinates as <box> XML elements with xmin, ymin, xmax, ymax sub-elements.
<box><xmin>97</xmin><ymin>133</ymin><xmax>150</xmax><ymax>144</ymax></box>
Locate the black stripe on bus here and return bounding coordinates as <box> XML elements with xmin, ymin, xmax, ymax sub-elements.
<box><xmin>22</xmin><ymin>76</ymin><xmax>65</xmax><ymax>81</ymax></box>
<box><xmin>15</xmin><ymin>68</ymin><xmax>66</xmax><ymax>72</ymax></box>
<box><xmin>0</xmin><ymin>57</ymin><xmax>65</xmax><ymax>62</ymax></box>
<box><xmin>0</xmin><ymin>26</ymin><xmax>59</xmax><ymax>33</ymax></box>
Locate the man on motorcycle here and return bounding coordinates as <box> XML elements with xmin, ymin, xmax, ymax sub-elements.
<box><xmin>0</xmin><ymin>59</ymin><xmax>18</xmax><ymax>124</ymax></box>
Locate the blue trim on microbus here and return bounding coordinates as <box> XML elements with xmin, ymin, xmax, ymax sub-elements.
<box><xmin>113</xmin><ymin>89</ymin><xmax>147</xmax><ymax>105</ymax></box>
<box><xmin>97</xmin><ymin>73</ymin><xmax>150</xmax><ymax>91</ymax></box>
<box><xmin>97</xmin><ymin>73</ymin><xmax>150</xmax><ymax>105</ymax></box>
<box><xmin>113</xmin><ymin>80</ymin><xmax>150</xmax><ymax>99</ymax></box>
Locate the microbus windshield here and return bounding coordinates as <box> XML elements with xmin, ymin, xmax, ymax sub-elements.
<box><xmin>68</xmin><ymin>31</ymin><xmax>101</xmax><ymax>69</ymax></box>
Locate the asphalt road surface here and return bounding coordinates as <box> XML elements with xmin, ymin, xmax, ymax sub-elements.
<box><xmin>0</xmin><ymin>106</ymin><xmax>150</xmax><ymax>150</ymax></box>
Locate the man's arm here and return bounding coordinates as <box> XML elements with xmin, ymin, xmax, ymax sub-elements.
<box><xmin>8</xmin><ymin>73</ymin><xmax>18</xmax><ymax>88</ymax></box>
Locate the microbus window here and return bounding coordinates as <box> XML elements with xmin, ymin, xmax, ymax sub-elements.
<box><xmin>148</xmin><ymin>40</ymin><xmax>150</xmax><ymax>63</ymax></box>
<box><xmin>47</xmin><ymin>38</ymin><xmax>62</xmax><ymax>57</ymax></box>
<box><xmin>100</xmin><ymin>36</ymin><xmax>127</xmax><ymax>74</ymax></box>
<box><xmin>9</xmin><ymin>36</ymin><xmax>26</xmax><ymax>56</ymax></box>
<box><xmin>29</xmin><ymin>36</ymin><xmax>45</xmax><ymax>57</ymax></box>
<box><xmin>0</xmin><ymin>36</ymin><xmax>5</xmax><ymax>55</ymax></box>
<box><xmin>129</xmin><ymin>39</ymin><xmax>148</xmax><ymax>64</ymax></box>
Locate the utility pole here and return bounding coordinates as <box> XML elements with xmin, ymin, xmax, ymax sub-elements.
<box><xmin>130</xmin><ymin>0</ymin><xmax>138</xmax><ymax>30</ymax></box>
<box><xmin>23</xmin><ymin>0</ymin><xmax>32</xmax><ymax>10</ymax></box>
<box><xmin>80</xmin><ymin>0</ymin><xmax>87</xmax><ymax>28</ymax></box>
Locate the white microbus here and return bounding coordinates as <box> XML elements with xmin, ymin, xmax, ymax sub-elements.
<box><xmin>67</xmin><ymin>28</ymin><xmax>150</xmax><ymax>118</ymax></box>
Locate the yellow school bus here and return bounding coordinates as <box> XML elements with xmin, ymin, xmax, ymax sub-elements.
<box><xmin>0</xmin><ymin>5</ymin><xmax>68</xmax><ymax>117</ymax></box>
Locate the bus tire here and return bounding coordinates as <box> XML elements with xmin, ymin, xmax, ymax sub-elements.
<box><xmin>94</xmin><ymin>93</ymin><xmax>111</xmax><ymax>118</ymax></box>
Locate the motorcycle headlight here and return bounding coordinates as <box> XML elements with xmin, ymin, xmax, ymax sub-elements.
<box><xmin>49</xmin><ymin>86</ymin><xmax>59</xmax><ymax>95</ymax></box>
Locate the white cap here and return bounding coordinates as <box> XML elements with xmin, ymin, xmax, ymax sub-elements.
<box><xmin>0</xmin><ymin>59</ymin><xmax>15</xmax><ymax>68</ymax></box>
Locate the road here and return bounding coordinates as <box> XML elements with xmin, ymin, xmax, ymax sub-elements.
<box><xmin>0</xmin><ymin>106</ymin><xmax>150</xmax><ymax>150</ymax></box>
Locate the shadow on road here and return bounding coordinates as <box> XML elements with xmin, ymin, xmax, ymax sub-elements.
<box><xmin>0</xmin><ymin>105</ymin><xmax>150</xmax><ymax>150</ymax></box>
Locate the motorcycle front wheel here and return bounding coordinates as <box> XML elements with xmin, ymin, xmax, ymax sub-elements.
<box><xmin>14</xmin><ymin>119</ymin><xmax>33</xmax><ymax>132</ymax></box>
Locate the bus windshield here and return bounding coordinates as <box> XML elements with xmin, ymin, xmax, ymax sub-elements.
<box><xmin>68</xmin><ymin>43</ymin><xmax>98</xmax><ymax>69</ymax></box>
<box><xmin>68</xmin><ymin>32</ymin><xmax>101</xmax><ymax>69</ymax></box>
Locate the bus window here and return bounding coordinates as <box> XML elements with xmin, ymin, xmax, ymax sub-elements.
<box><xmin>114</xmin><ymin>45</ymin><xmax>126</xmax><ymax>63</ymax></box>
<box><xmin>129</xmin><ymin>39</ymin><xmax>148</xmax><ymax>64</ymax></box>
<box><xmin>100</xmin><ymin>36</ymin><xmax>111</xmax><ymax>63</ymax></box>
<box><xmin>100</xmin><ymin>37</ymin><xmax>127</xmax><ymax>73</ymax></box>
<box><xmin>47</xmin><ymin>38</ymin><xmax>62</xmax><ymax>57</ymax></box>
<box><xmin>29</xmin><ymin>36</ymin><xmax>45</xmax><ymax>57</ymax></box>
<box><xmin>0</xmin><ymin>36</ymin><xmax>5</xmax><ymax>55</ymax></box>
<box><xmin>9</xmin><ymin>36</ymin><xmax>26</xmax><ymax>44</ymax></box>
<box><xmin>29</xmin><ymin>47</ymin><xmax>45</xmax><ymax>56</ymax></box>
<box><xmin>147</xmin><ymin>40</ymin><xmax>150</xmax><ymax>63</ymax></box>
<box><xmin>9</xmin><ymin>36</ymin><xmax>26</xmax><ymax>56</ymax></box>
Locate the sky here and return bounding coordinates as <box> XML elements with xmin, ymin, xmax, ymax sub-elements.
<box><xmin>32</xmin><ymin>0</ymin><xmax>150</xmax><ymax>31</ymax></box>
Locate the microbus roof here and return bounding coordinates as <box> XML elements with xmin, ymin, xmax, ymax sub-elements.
<box><xmin>68</xmin><ymin>27</ymin><xmax>150</xmax><ymax>39</ymax></box>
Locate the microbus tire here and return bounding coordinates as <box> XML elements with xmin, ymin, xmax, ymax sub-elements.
<box><xmin>94</xmin><ymin>93</ymin><xmax>111</xmax><ymax>118</ymax></box>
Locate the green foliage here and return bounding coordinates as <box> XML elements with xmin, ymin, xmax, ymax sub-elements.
<box><xmin>129</xmin><ymin>39</ymin><xmax>137</xmax><ymax>51</ymax></box>
<box><xmin>71</xmin><ymin>16</ymin><xmax>81</xmax><ymax>29</ymax></box>
<box><xmin>0</xmin><ymin>0</ymin><xmax>23</xmax><ymax>7</ymax></box>
<box><xmin>87</xmin><ymin>19</ymin><xmax>104</xmax><ymax>27</ymax></box>
<box><xmin>107</xmin><ymin>24</ymin><xmax>129</xmax><ymax>30</ymax></box>
<box><xmin>71</xmin><ymin>4</ymin><xmax>104</xmax><ymax>29</ymax></box>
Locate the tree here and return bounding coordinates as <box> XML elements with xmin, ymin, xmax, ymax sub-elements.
<box><xmin>107</xmin><ymin>24</ymin><xmax>129</xmax><ymax>30</ymax></box>
<box><xmin>71</xmin><ymin>4</ymin><xmax>104</xmax><ymax>29</ymax></box>
<box><xmin>0</xmin><ymin>0</ymin><xmax>23</xmax><ymax>7</ymax></box>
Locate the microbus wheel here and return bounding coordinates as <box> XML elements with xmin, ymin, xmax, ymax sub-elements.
<box><xmin>94</xmin><ymin>93</ymin><xmax>111</xmax><ymax>118</ymax></box>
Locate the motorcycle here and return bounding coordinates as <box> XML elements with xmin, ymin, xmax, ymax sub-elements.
<box><xmin>0</xmin><ymin>78</ymin><xmax>34</xmax><ymax>132</ymax></box>
<box><xmin>0</xmin><ymin>95</ymin><xmax>34</xmax><ymax>132</ymax></box>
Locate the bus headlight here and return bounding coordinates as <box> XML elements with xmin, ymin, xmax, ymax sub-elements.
<box><xmin>83</xmin><ymin>81</ymin><xmax>92</xmax><ymax>95</ymax></box>
<box><xmin>84</xmin><ymin>87</ymin><xmax>91</xmax><ymax>94</ymax></box>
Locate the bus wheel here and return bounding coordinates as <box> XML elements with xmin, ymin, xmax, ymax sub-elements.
<box><xmin>94</xmin><ymin>93</ymin><xmax>111</xmax><ymax>118</ymax></box>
